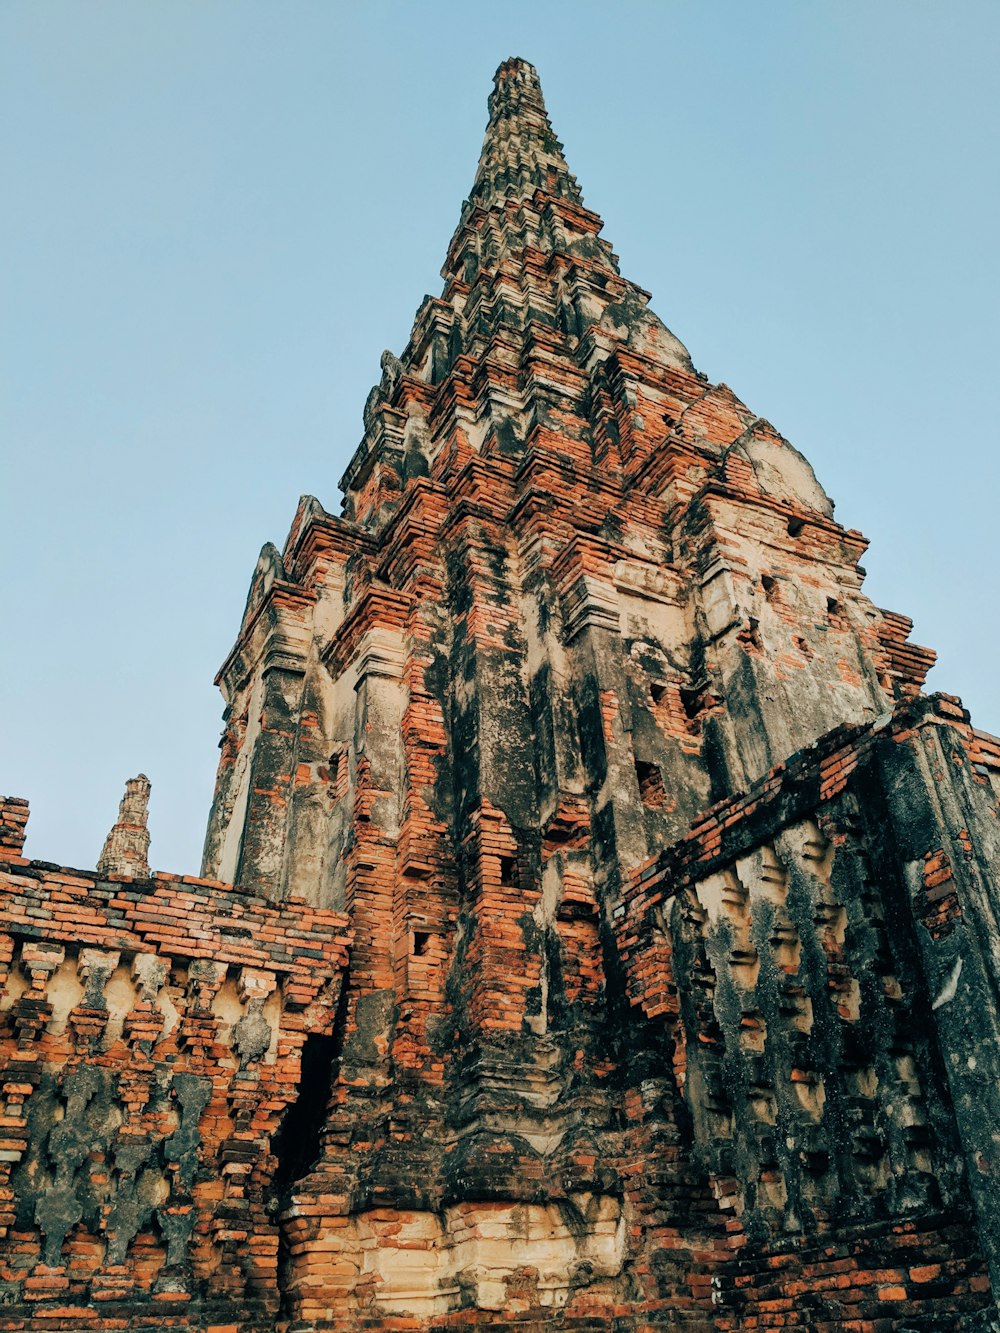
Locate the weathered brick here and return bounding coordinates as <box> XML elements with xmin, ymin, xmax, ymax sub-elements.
<box><xmin>3</xmin><ymin>50</ymin><xmax>999</xmax><ymax>1333</ymax></box>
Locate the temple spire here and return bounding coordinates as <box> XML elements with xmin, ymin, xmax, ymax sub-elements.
<box><xmin>462</xmin><ymin>57</ymin><xmax>583</xmax><ymax>220</ymax></box>
<box><xmin>97</xmin><ymin>773</ymin><xmax>151</xmax><ymax>878</ymax></box>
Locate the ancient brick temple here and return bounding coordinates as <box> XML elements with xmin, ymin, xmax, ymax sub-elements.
<box><xmin>2</xmin><ymin>56</ymin><xmax>1000</xmax><ymax>1333</ymax></box>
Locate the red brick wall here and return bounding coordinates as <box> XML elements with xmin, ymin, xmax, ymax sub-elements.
<box><xmin>0</xmin><ymin>828</ymin><xmax>348</xmax><ymax>1331</ymax></box>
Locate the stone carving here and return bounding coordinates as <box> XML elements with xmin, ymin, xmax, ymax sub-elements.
<box><xmin>164</xmin><ymin>1073</ymin><xmax>211</xmax><ymax>1191</ymax></box>
<box><xmin>380</xmin><ymin>348</ymin><xmax>403</xmax><ymax>393</ymax></box>
<box><xmin>76</xmin><ymin>947</ymin><xmax>120</xmax><ymax>1008</ymax></box>
<box><xmin>229</xmin><ymin>966</ymin><xmax>276</xmax><ymax>1068</ymax></box>
<box><xmin>30</xmin><ymin>1066</ymin><xmax>116</xmax><ymax>1265</ymax></box>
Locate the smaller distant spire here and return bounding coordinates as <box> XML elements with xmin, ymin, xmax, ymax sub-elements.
<box><xmin>98</xmin><ymin>774</ymin><xmax>151</xmax><ymax>878</ymax></box>
<box><xmin>463</xmin><ymin>57</ymin><xmax>584</xmax><ymax>219</ymax></box>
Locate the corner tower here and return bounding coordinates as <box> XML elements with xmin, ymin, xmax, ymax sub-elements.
<box><xmin>200</xmin><ymin>58</ymin><xmax>1000</xmax><ymax>1330</ymax></box>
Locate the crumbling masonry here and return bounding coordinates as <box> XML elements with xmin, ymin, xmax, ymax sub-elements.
<box><xmin>3</xmin><ymin>57</ymin><xmax>1000</xmax><ymax>1332</ymax></box>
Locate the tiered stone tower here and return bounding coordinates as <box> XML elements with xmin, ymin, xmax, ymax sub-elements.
<box><xmin>2</xmin><ymin>57</ymin><xmax>1000</xmax><ymax>1332</ymax></box>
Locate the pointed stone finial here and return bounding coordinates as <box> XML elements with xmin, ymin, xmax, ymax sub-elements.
<box><xmin>464</xmin><ymin>56</ymin><xmax>583</xmax><ymax>219</ymax></box>
<box><xmin>97</xmin><ymin>774</ymin><xmax>151</xmax><ymax>878</ymax></box>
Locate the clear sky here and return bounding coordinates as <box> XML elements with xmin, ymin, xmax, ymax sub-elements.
<box><xmin>3</xmin><ymin>1</ymin><xmax>998</xmax><ymax>873</ymax></box>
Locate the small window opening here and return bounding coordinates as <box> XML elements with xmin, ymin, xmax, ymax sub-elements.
<box><xmin>741</xmin><ymin>617</ymin><xmax>764</xmax><ymax>651</ymax></box>
<box><xmin>761</xmin><ymin>574</ymin><xmax>777</xmax><ymax>600</ymax></box>
<box><xmin>794</xmin><ymin>635</ymin><xmax>814</xmax><ymax>661</ymax></box>
<box><xmin>650</xmin><ymin>681</ymin><xmax>667</xmax><ymax>704</ymax></box>
<box><xmin>679</xmin><ymin>685</ymin><xmax>706</xmax><ymax>720</ymax></box>
<box><xmin>412</xmin><ymin>931</ymin><xmax>430</xmax><ymax>957</ymax></box>
<box><xmin>787</xmin><ymin>516</ymin><xmax>805</xmax><ymax>537</ymax></box>
<box><xmin>635</xmin><ymin>759</ymin><xmax>666</xmax><ymax>808</ymax></box>
<box><xmin>328</xmin><ymin>749</ymin><xmax>349</xmax><ymax>798</ymax></box>
<box><xmin>827</xmin><ymin>597</ymin><xmax>842</xmax><ymax>617</ymax></box>
<box><xmin>499</xmin><ymin>856</ymin><xmax>517</xmax><ymax>887</ymax></box>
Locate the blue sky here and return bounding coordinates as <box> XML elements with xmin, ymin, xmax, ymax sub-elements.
<box><xmin>2</xmin><ymin>1</ymin><xmax>998</xmax><ymax>872</ymax></box>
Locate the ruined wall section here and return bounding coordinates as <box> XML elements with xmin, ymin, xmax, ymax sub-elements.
<box><xmin>876</xmin><ymin>701</ymin><xmax>1000</xmax><ymax>1294</ymax></box>
<box><xmin>0</xmin><ymin>810</ymin><xmax>349</xmax><ymax>1331</ymax></box>
<box><xmin>620</xmin><ymin>695</ymin><xmax>1000</xmax><ymax>1327</ymax></box>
